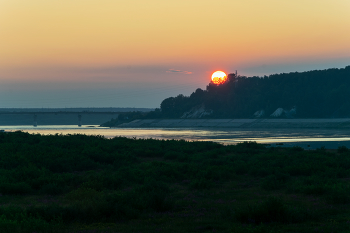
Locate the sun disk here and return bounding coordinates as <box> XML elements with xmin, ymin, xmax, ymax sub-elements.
<box><xmin>211</xmin><ymin>71</ymin><xmax>227</xmax><ymax>85</ymax></box>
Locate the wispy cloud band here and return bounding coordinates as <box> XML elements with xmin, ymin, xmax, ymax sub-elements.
<box><xmin>166</xmin><ymin>69</ymin><xmax>192</xmax><ymax>74</ymax></box>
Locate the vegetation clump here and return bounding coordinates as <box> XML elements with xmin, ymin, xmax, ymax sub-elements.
<box><xmin>0</xmin><ymin>131</ymin><xmax>350</xmax><ymax>232</ymax></box>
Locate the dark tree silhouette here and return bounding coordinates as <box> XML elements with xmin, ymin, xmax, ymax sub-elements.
<box><xmin>152</xmin><ymin>66</ymin><xmax>350</xmax><ymax>118</ymax></box>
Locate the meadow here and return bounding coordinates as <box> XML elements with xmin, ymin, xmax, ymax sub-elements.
<box><xmin>1</xmin><ymin>131</ymin><xmax>350</xmax><ymax>232</ymax></box>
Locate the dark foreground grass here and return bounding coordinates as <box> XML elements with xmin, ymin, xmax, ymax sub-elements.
<box><xmin>1</xmin><ymin>131</ymin><xmax>350</xmax><ymax>232</ymax></box>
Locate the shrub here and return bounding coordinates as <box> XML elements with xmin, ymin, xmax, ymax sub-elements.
<box><xmin>65</xmin><ymin>187</ymin><xmax>101</xmax><ymax>201</ymax></box>
<box><xmin>298</xmin><ymin>176</ymin><xmax>330</xmax><ymax>196</ymax></box>
<box><xmin>302</xmin><ymin>184</ymin><xmax>329</xmax><ymax>195</ymax></box>
<box><xmin>237</xmin><ymin>141</ymin><xmax>265</xmax><ymax>150</ymax></box>
<box><xmin>81</xmin><ymin>179</ymin><xmax>105</xmax><ymax>191</ymax></box>
<box><xmin>0</xmin><ymin>182</ymin><xmax>32</xmax><ymax>195</ymax></box>
<box><xmin>62</xmin><ymin>188</ymin><xmax>117</xmax><ymax>223</ymax></box>
<box><xmin>235</xmin><ymin>197</ymin><xmax>315</xmax><ymax>224</ymax></box>
<box><xmin>130</xmin><ymin>180</ymin><xmax>174</xmax><ymax>212</ymax></box>
<box><xmin>164</xmin><ymin>151</ymin><xmax>180</xmax><ymax>160</ymax></box>
<box><xmin>190</xmin><ymin>177</ymin><xmax>213</xmax><ymax>190</ymax></box>
<box><xmin>0</xmin><ymin>213</ymin><xmax>55</xmax><ymax>233</ymax></box>
<box><xmin>290</xmin><ymin>146</ymin><xmax>304</xmax><ymax>152</ymax></box>
<box><xmin>69</xmin><ymin>198</ymin><xmax>113</xmax><ymax>223</ymax></box>
<box><xmin>261</xmin><ymin>175</ymin><xmax>284</xmax><ymax>190</ymax></box>
<box><xmin>234</xmin><ymin>161</ymin><xmax>249</xmax><ymax>175</ymax></box>
<box><xmin>145</xmin><ymin>191</ymin><xmax>173</xmax><ymax>212</ymax></box>
<box><xmin>286</xmin><ymin>164</ymin><xmax>312</xmax><ymax>176</ymax></box>
<box><xmin>41</xmin><ymin>183</ymin><xmax>64</xmax><ymax>195</ymax></box>
<box><xmin>26</xmin><ymin>204</ymin><xmax>63</xmax><ymax>223</ymax></box>
<box><xmin>177</xmin><ymin>154</ymin><xmax>189</xmax><ymax>162</ymax></box>
<box><xmin>326</xmin><ymin>184</ymin><xmax>350</xmax><ymax>204</ymax></box>
<box><xmin>338</xmin><ymin>146</ymin><xmax>349</xmax><ymax>153</ymax></box>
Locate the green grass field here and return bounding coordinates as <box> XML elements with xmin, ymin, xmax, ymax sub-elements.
<box><xmin>1</xmin><ymin>131</ymin><xmax>350</xmax><ymax>232</ymax></box>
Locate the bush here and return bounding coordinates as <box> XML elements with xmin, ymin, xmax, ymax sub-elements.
<box><xmin>62</xmin><ymin>188</ymin><xmax>116</xmax><ymax>223</ymax></box>
<box><xmin>237</xmin><ymin>141</ymin><xmax>265</xmax><ymax>150</ymax></box>
<box><xmin>261</xmin><ymin>175</ymin><xmax>284</xmax><ymax>190</ymax></box>
<box><xmin>290</xmin><ymin>146</ymin><xmax>304</xmax><ymax>152</ymax></box>
<box><xmin>190</xmin><ymin>177</ymin><xmax>213</xmax><ymax>190</ymax></box>
<box><xmin>297</xmin><ymin>176</ymin><xmax>331</xmax><ymax>196</ymax></box>
<box><xmin>164</xmin><ymin>151</ymin><xmax>180</xmax><ymax>160</ymax></box>
<box><xmin>338</xmin><ymin>146</ymin><xmax>349</xmax><ymax>153</ymax></box>
<box><xmin>131</xmin><ymin>180</ymin><xmax>174</xmax><ymax>212</ymax></box>
<box><xmin>234</xmin><ymin>161</ymin><xmax>249</xmax><ymax>175</ymax></box>
<box><xmin>0</xmin><ymin>182</ymin><xmax>32</xmax><ymax>195</ymax></box>
<box><xmin>235</xmin><ymin>197</ymin><xmax>313</xmax><ymax>224</ymax></box>
<box><xmin>326</xmin><ymin>184</ymin><xmax>350</xmax><ymax>204</ymax></box>
<box><xmin>41</xmin><ymin>183</ymin><xmax>64</xmax><ymax>195</ymax></box>
<box><xmin>0</xmin><ymin>213</ymin><xmax>55</xmax><ymax>233</ymax></box>
<box><xmin>177</xmin><ymin>154</ymin><xmax>189</xmax><ymax>162</ymax></box>
<box><xmin>145</xmin><ymin>191</ymin><xmax>173</xmax><ymax>212</ymax></box>
<box><xmin>65</xmin><ymin>187</ymin><xmax>102</xmax><ymax>201</ymax></box>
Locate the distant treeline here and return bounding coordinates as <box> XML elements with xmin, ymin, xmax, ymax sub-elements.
<box><xmin>0</xmin><ymin>107</ymin><xmax>154</xmax><ymax>113</ymax></box>
<box><xmin>155</xmin><ymin>66</ymin><xmax>350</xmax><ymax>118</ymax></box>
<box><xmin>102</xmin><ymin>66</ymin><xmax>350</xmax><ymax>126</ymax></box>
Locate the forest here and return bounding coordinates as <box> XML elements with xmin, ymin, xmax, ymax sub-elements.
<box><xmin>156</xmin><ymin>66</ymin><xmax>350</xmax><ymax>119</ymax></box>
<box><xmin>2</xmin><ymin>131</ymin><xmax>350</xmax><ymax>232</ymax></box>
<box><xmin>102</xmin><ymin>66</ymin><xmax>350</xmax><ymax>126</ymax></box>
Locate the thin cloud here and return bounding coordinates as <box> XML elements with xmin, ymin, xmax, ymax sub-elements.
<box><xmin>166</xmin><ymin>69</ymin><xmax>193</xmax><ymax>74</ymax></box>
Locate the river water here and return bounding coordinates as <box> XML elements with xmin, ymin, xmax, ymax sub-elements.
<box><xmin>2</xmin><ymin>125</ymin><xmax>350</xmax><ymax>149</ymax></box>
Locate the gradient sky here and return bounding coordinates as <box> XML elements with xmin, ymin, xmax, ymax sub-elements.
<box><xmin>1</xmin><ymin>0</ymin><xmax>350</xmax><ymax>108</ymax></box>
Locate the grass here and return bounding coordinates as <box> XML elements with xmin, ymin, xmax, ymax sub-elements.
<box><xmin>1</xmin><ymin>132</ymin><xmax>350</xmax><ymax>232</ymax></box>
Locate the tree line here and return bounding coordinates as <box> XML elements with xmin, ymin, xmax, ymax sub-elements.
<box><xmin>156</xmin><ymin>66</ymin><xmax>350</xmax><ymax>118</ymax></box>
<box><xmin>102</xmin><ymin>66</ymin><xmax>350</xmax><ymax>126</ymax></box>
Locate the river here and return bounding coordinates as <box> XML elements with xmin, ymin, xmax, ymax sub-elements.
<box><xmin>2</xmin><ymin>125</ymin><xmax>350</xmax><ymax>149</ymax></box>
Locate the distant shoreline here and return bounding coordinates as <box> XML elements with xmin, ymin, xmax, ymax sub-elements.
<box><xmin>0</xmin><ymin>107</ymin><xmax>154</xmax><ymax>113</ymax></box>
<box><xmin>116</xmin><ymin>118</ymin><xmax>350</xmax><ymax>128</ymax></box>
<box><xmin>0</xmin><ymin>108</ymin><xmax>152</xmax><ymax>126</ymax></box>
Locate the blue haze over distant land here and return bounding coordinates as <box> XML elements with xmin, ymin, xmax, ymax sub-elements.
<box><xmin>1</xmin><ymin>58</ymin><xmax>349</xmax><ymax>108</ymax></box>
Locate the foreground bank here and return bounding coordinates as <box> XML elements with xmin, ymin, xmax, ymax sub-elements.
<box><xmin>1</xmin><ymin>132</ymin><xmax>350</xmax><ymax>232</ymax></box>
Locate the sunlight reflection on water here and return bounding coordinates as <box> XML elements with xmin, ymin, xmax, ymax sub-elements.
<box><xmin>2</xmin><ymin>125</ymin><xmax>350</xmax><ymax>149</ymax></box>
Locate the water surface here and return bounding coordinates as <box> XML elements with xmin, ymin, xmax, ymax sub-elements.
<box><xmin>2</xmin><ymin>125</ymin><xmax>350</xmax><ymax>149</ymax></box>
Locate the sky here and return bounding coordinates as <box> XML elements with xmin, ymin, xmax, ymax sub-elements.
<box><xmin>1</xmin><ymin>0</ymin><xmax>350</xmax><ymax>108</ymax></box>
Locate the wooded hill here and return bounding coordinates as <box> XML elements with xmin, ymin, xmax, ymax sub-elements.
<box><xmin>153</xmin><ymin>66</ymin><xmax>350</xmax><ymax>119</ymax></box>
<box><xmin>102</xmin><ymin>66</ymin><xmax>350</xmax><ymax>126</ymax></box>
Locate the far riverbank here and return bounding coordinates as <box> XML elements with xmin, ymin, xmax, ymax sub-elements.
<box><xmin>117</xmin><ymin>118</ymin><xmax>350</xmax><ymax>128</ymax></box>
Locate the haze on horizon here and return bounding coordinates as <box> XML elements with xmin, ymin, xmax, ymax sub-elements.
<box><xmin>1</xmin><ymin>0</ymin><xmax>350</xmax><ymax>108</ymax></box>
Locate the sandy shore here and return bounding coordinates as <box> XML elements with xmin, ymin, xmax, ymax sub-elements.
<box><xmin>118</xmin><ymin>118</ymin><xmax>350</xmax><ymax>128</ymax></box>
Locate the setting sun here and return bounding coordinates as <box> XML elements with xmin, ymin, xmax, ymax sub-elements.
<box><xmin>211</xmin><ymin>71</ymin><xmax>227</xmax><ymax>85</ymax></box>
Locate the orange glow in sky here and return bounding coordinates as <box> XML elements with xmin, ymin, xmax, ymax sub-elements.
<box><xmin>1</xmin><ymin>0</ymin><xmax>350</xmax><ymax>71</ymax></box>
<box><xmin>0</xmin><ymin>0</ymin><xmax>349</xmax><ymax>107</ymax></box>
